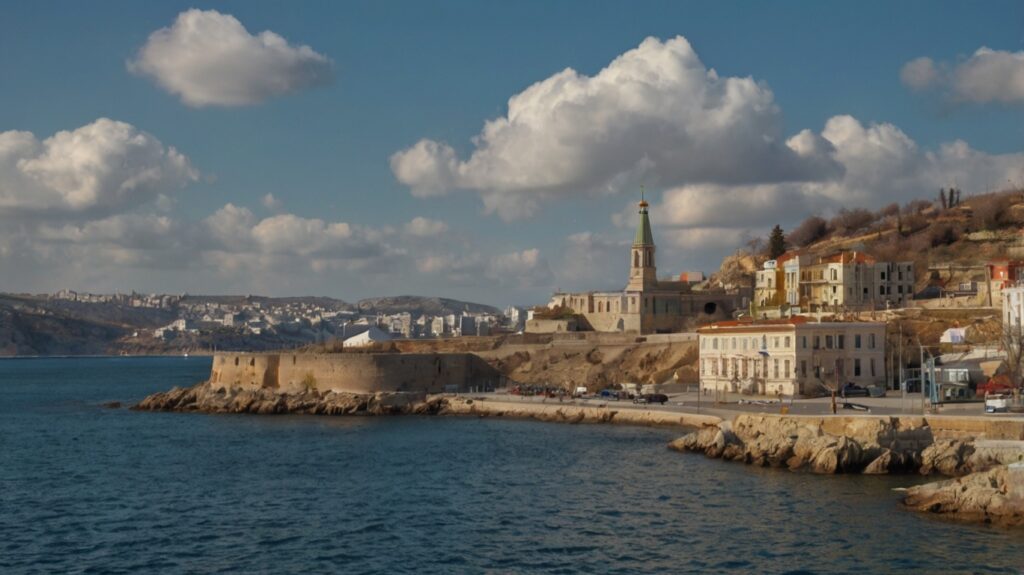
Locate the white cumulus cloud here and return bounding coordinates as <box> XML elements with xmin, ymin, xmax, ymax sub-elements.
<box><xmin>391</xmin><ymin>35</ymin><xmax>840</xmax><ymax>220</ymax></box>
<box><xmin>901</xmin><ymin>47</ymin><xmax>1024</xmax><ymax>104</ymax></box>
<box><xmin>0</xmin><ymin>118</ymin><xmax>197</xmax><ymax>217</ymax></box>
<box><xmin>130</xmin><ymin>9</ymin><xmax>333</xmax><ymax>107</ymax></box>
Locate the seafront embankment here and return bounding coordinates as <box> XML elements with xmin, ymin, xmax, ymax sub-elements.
<box><xmin>441</xmin><ymin>396</ymin><xmax>722</xmax><ymax>428</ymax></box>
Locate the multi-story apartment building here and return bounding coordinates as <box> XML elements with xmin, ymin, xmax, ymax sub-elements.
<box><xmin>756</xmin><ymin>251</ymin><xmax>914</xmax><ymax>311</ymax></box>
<box><xmin>697</xmin><ymin>317</ymin><xmax>886</xmax><ymax>397</ymax></box>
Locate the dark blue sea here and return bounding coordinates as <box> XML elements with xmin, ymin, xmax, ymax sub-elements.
<box><xmin>1</xmin><ymin>357</ymin><xmax>1021</xmax><ymax>574</ymax></box>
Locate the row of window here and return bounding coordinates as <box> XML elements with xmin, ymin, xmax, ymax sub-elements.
<box><xmin>700</xmin><ymin>356</ymin><xmax>878</xmax><ymax>379</ymax></box>
<box><xmin>701</xmin><ymin>332</ymin><xmax>877</xmax><ymax>351</ymax></box>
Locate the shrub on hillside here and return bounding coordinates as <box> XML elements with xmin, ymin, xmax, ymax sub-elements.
<box><xmin>970</xmin><ymin>191</ymin><xmax>1017</xmax><ymax>231</ymax></box>
<box><xmin>929</xmin><ymin>224</ymin><xmax>961</xmax><ymax>247</ymax></box>
<box><xmin>788</xmin><ymin>215</ymin><xmax>829</xmax><ymax>247</ymax></box>
<box><xmin>828</xmin><ymin>208</ymin><xmax>876</xmax><ymax>236</ymax></box>
<box><xmin>879</xmin><ymin>203</ymin><xmax>900</xmax><ymax>218</ymax></box>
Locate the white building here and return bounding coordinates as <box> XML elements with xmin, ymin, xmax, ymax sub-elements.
<box><xmin>698</xmin><ymin>317</ymin><xmax>886</xmax><ymax>397</ymax></box>
<box><xmin>342</xmin><ymin>326</ymin><xmax>393</xmax><ymax>348</ymax></box>
<box><xmin>1002</xmin><ymin>286</ymin><xmax>1024</xmax><ymax>329</ymax></box>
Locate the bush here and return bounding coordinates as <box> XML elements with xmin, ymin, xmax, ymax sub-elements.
<box><xmin>903</xmin><ymin>199</ymin><xmax>932</xmax><ymax>215</ymax></box>
<box><xmin>929</xmin><ymin>224</ymin><xmax>961</xmax><ymax>247</ymax></box>
<box><xmin>969</xmin><ymin>191</ymin><xmax>1016</xmax><ymax>231</ymax></box>
<box><xmin>788</xmin><ymin>215</ymin><xmax>829</xmax><ymax>247</ymax></box>
<box><xmin>828</xmin><ymin>208</ymin><xmax>876</xmax><ymax>236</ymax></box>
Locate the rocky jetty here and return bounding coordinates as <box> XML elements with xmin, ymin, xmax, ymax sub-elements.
<box><xmin>903</xmin><ymin>465</ymin><xmax>1024</xmax><ymax>526</ymax></box>
<box><xmin>668</xmin><ymin>414</ymin><xmax>1024</xmax><ymax>476</ymax></box>
<box><xmin>133</xmin><ymin>382</ymin><xmax>447</xmax><ymax>416</ymax></box>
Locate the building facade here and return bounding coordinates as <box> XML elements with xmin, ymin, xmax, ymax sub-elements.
<box><xmin>755</xmin><ymin>251</ymin><xmax>914</xmax><ymax>312</ymax></box>
<box><xmin>698</xmin><ymin>317</ymin><xmax>886</xmax><ymax>397</ymax></box>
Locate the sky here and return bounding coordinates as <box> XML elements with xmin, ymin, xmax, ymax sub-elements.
<box><xmin>2</xmin><ymin>1</ymin><xmax>1024</xmax><ymax>307</ymax></box>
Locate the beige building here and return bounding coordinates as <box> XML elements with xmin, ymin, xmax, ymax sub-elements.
<box><xmin>698</xmin><ymin>317</ymin><xmax>886</xmax><ymax>397</ymax></box>
<box><xmin>544</xmin><ymin>197</ymin><xmax>743</xmax><ymax>334</ymax></box>
<box><xmin>756</xmin><ymin>251</ymin><xmax>914</xmax><ymax>312</ymax></box>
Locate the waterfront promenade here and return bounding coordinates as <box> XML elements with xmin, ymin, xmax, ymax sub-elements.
<box><xmin>472</xmin><ymin>390</ymin><xmax>1024</xmax><ymax>422</ymax></box>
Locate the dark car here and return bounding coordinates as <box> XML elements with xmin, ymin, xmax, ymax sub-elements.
<box><xmin>642</xmin><ymin>393</ymin><xmax>669</xmax><ymax>405</ymax></box>
<box><xmin>840</xmin><ymin>382</ymin><xmax>870</xmax><ymax>398</ymax></box>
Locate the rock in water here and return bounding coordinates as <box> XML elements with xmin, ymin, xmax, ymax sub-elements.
<box><xmin>903</xmin><ymin>464</ymin><xmax>1024</xmax><ymax>526</ymax></box>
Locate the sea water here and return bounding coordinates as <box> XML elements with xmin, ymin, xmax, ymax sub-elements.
<box><xmin>1</xmin><ymin>357</ymin><xmax>1021</xmax><ymax>574</ymax></box>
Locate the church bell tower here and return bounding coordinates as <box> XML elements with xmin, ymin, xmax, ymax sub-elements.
<box><xmin>627</xmin><ymin>190</ymin><xmax>657</xmax><ymax>292</ymax></box>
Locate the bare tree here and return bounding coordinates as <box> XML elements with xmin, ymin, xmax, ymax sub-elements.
<box><xmin>1001</xmin><ymin>320</ymin><xmax>1024</xmax><ymax>388</ymax></box>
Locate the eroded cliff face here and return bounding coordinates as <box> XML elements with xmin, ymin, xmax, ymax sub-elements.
<box><xmin>669</xmin><ymin>414</ymin><xmax>1024</xmax><ymax>476</ymax></box>
<box><xmin>903</xmin><ymin>465</ymin><xmax>1024</xmax><ymax>526</ymax></box>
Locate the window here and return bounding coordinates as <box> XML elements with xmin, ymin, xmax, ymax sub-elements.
<box><xmin>801</xmin><ymin>336</ymin><xmax>807</xmax><ymax>349</ymax></box>
<box><xmin>854</xmin><ymin>358</ymin><xmax>862</xmax><ymax>377</ymax></box>
<box><xmin>773</xmin><ymin>336</ymin><xmax>780</xmax><ymax>348</ymax></box>
<box><xmin>784</xmin><ymin>336</ymin><xmax>791</xmax><ymax>348</ymax></box>
<box><xmin>784</xmin><ymin>359</ymin><xmax>791</xmax><ymax>378</ymax></box>
<box><xmin>742</xmin><ymin>338</ymin><xmax>748</xmax><ymax>350</ymax></box>
<box><xmin>731</xmin><ymin>337</ymin><xmax>737</xmax><ymax>350</ymax></box>
<box><xmin>831</xmin><ymin>269</ymin><xmax>838</xmax><ymax>281</ymax></box>
<box><xmin>814</xmin><ymin>335</ymin><xmax>821</xmax><ymax>349</ymax></box>
<box><xmin>773</xmin><ymin>359</ymin><xmax>779</xmax><ymax>378</ymax></box>
<box><xmin>713</xmin><ymin>338</ymin><xmax>718</xmax><ymax>350</ymax></box>
<box><xmin>869</xmin><ymin>334</ymin><xmax>876</xmax><ymax>349</ymax></box>
<box><xmin>742</xmin><ymin>360</ymin><xmax>749</xmax><ymax>378</ymax></box>
<box><xmin>870</xmin><ymin>358</ymin><xmax>876</xmax><ymax>377</ymax></box>
<box><xmin>855</xmin><ymin>334</ymin><xmax>862</xmax><ymax>349</ymax></box>
<box><xmin>826</xmin><ymin>335</ymin><xmax>833</xmax><ymax>349</ymax></box>
<box><xmin>801</xmin><ymin>360</ymin><xmax>807</xmax><ymax>377</ymax></box>
<box><xmin>838</xmin><ymin>335</ymin><xmax>845</xmax><ymax>349</ymax></box>
<box><xmin>879</xmin><ymin>286</ymin><xmax>885</xmax><ymax>295</ymax></box>
<box><xmin>761</xmin><ymin>335</ymin><xmax>768</xmax><ymax>350</ymax></box>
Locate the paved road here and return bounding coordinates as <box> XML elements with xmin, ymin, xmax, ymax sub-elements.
<box><xmin>482</xmin><ymin>391</ymin><xmax>1023</xmax><ymax>419</ymax></box>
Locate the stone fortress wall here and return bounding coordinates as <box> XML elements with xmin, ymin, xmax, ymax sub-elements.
<box><xmin>210</xmin><ymin>352</ymin><xmax>503</xmax><ymax>394</ymax></box>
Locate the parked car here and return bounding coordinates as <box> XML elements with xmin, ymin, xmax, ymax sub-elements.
<box><xmin>985</xmin><ymin>393</ymin><xmax>1011</xmax><ymax>414</ymax></box>
<box><xmin>840</xmin><ymin>382</ymin><xmax>870</xmax><ymax>398</ymax></box>
<box><xmin>632</xmin><ymin>395</ymin><xmax>648</xmax><ymax>404</ymax></box>
<box><xmin>643</xmin><ymin>393</ymin><xmax>669</xmax><ymax>405</ymax></box>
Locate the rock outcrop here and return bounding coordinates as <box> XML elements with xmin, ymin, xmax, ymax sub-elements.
<box><xmin>133</xmin><ymin>382</ymin><xmax>447</xmax><ymax>416</ymax></box>
<box><xmin>903</xmin><ymin>465</ymin><xmax>1024</xmax><ymax>526</ymax></box>
<box><xmin>667</xmin><ymin>414</ymin><xmax>996</xmax><ymax>475</ymax></box>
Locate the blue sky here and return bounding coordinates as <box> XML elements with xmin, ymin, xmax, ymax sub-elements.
<box><xmin>1</xmin><ymin>1</ymin><xmax>1023</xmax><ymax>306</ymax></box>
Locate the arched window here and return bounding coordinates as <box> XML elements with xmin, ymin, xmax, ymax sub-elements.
<box><xmin>633</xmin><ymin>251</ymin><xmax>639</xmax><ymax>267</ymax></box>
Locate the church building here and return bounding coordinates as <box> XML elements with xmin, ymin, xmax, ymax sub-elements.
<box><xmin>540</xmin><ymin>196</ymin><xmax>742</xmax><ymax>334</ymax></box>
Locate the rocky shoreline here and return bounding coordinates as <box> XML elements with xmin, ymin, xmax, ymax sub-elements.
<box><xmin>133</xmin><ymin>382</ymin><xmax>448</xmax><ymax>416</ymax></box>
<box><xmin>669</xmin><ymin>415</ymin><xmax>1024</xmax><ymax>476</ymax></box>
<box><xmin>903</xmin><ymin>464</ymin><xmax>1024</xmax><ymax>526</ymax></box>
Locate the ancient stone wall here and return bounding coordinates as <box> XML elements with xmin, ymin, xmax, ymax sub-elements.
<box><xmin>209</xmin><ymin>352</ymin><xmax>502</xmax><ymax>394</ymax></box>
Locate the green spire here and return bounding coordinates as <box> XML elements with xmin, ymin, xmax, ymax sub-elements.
<box><xmin>633</xmin><ymin>187</ymin><xmax>654</xmax><ymax>247</ymax></box>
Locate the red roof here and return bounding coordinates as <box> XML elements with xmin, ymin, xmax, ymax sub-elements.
<box><xmin>698</xmin><ymin>316</ymin><xmax>811</xmax><ymax>331</ymax></box>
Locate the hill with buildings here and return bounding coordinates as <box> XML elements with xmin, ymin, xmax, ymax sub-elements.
<box><xmin>712</xmin><ymin>187</ymin><xmax>1024</xmax><ymax>299</ymax></box>
<box><xmin>0</xmin><ymin>292</ymin><xmax>505</xmax><ymax>356</ymax></box>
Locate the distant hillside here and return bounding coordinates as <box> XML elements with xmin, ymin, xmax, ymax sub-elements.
<box><xmin>0</xmin><ymin>292</ymin><xmax>502</xmax><ymax>356</ymax></box>
<box><xmin>712</xmin><ymin>187</ymin><xmax>1024</xmax><ymax>291</ymax></box>
<box><xmin>356</xmin><ymin>296</ymin><xmax>500</xmax><ymax>317</ymax></box>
